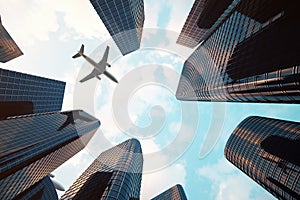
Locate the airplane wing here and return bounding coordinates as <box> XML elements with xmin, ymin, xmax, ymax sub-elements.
<box><xmin>80</xmin><ymin>69</ymin><xmax>99</xmax><ymax>83</ymax></box>
<box><xmin>99</xmin><ymin>46</ymin><xmax>109</xmax><ymax>64</ymax></box>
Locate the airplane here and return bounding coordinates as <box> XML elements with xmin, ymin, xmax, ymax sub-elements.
<box><xmin>72</xmin><ymin>44</ymin><xmax>118</xmax><ymax>83</ymax></box>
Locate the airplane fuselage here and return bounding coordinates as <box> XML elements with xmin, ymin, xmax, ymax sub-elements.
<box><xmin>80</xmin><ymin>53</ymin><xmax>105</xmax><ymax>74</ymax></box>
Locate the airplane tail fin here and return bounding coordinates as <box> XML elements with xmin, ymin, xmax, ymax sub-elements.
<box><xmin>79</xmin><ymin>44</ymin><xmax>84</xmax><ymax>54</ymax></box>
<box><xmin>72</xmin><ymin>44</ymin><xmax>84</xmax><ymax>58</ymax></box>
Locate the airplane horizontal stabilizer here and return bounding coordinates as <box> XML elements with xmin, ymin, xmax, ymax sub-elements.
<box><xmin>72</xmin><ymin>44</ymin><xmax>84</xmax><ymax>59</ymax></box>
<box><xmin>72</xmin><ymin>53</ymin><xmax>81</xmax><ymax>59</ymax></box>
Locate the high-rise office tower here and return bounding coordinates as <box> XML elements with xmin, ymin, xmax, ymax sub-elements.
<box><xmin>0</xmin><ymin>68</ymin><xmax>65</xmax><ymax>120</ymax></box>
<box><xmin>13</xmin><ymin>176</ymin><xmax>58</xmax><ymax>200</ymax></box>
<box><xmin>177</xmin><ymin>0</ymin><xmax>237</xmax><ymax>48</ymax></box>
<box><xmin>61</xmin><ymin>138</ymin><xmax>143</xmax><ymax>200</ymax></box>
<box><xmin>176</xmin><ymin>1</ymin><xmax>300</xmax><ymax>103</ymax></box>
<box><xmin>176</xmin><ymin>0</ymin><xmax>207</xmax><ymax>48</ymax></box>
<box><xmin>151</xmin><ymin>184</ymin><xmax>188</xmax><ymax>200</ymax></box>
<box><xmin>0</xmin><ymin>110</ymin><xmax>100</xmax><ymax>199</ymax></box>
<box><xmin>225</xmin><ymin>116</ymin><xmax>300</xmax><ymax>199</ymax></box>
<box><xmin>90</xmin><ymin>0</ymin><xmax>145</xmax><ymax>55</ymax></box>
<box><xmin>0</xmin><ymin>16</ymin><xmax>23</xmax><ymax>62</ymax></box>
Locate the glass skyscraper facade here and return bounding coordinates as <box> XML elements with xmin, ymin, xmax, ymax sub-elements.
<box><xmin>225</xmin><ymin>116</ymin><xmax>300</xmax><ymax>199</ymax></box>
<box><xmin>13</xmin><ymin>176</ymin><xmax>58</xmax><ymax>200</ymax></box>
<box><xmin>176</xmin><ymin>0</ymin><xmax>300</xmax><ymax>103</ymax></box>
<box><xmin>176</xmin><ymin>0</ymin><xmax>208</xmax><ymax>48</ymax></box>
<box><xmin>0</xmin><ymin>110</ymin><xmax>100</xmax><ymax>199</ymax></box>
<box><xmin>177</xmin><ymin>0</ymin><xmax>238</xmax><ymax>48</ymax></box>
<box><xmin>0</xmin><ymin>68</ymin><xmax>65</xmax><ymax>119</ymax></box>
<box><xmin>151</xmin><ymin>184</ymin><xmax>188</xmax><ymax>200</ymax></box>
<box><xmin>0</xmin><ymin>16</ymin><xmax>23</xmax><ymax>62</ymax></box>
<box><xmin>90</xmin><ymin>0</ymin><xmax>144</xmax><ymax>55</ymax></box>
<box><xmin>61</xmin><ymin>138</ymin><xmax>143</xmax><ymax>200</ymax></box>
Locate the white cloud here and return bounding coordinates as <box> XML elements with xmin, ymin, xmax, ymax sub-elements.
<box><xmin>52</xmin><ymin>0</ymin><xmax>110</xmax><ymax>40</ymax></box>
<box><xmin>216</xmin><ymin>175</ymin><xmax>253</xmax><ymax>200</ymax></box>
<box><xmin>140</xmin><ymin>138</ymin><xmax>161</xmax><ymax>153</ymax></box>
<box><xmin>0</xmin><ymin>0</ymin><xmax>109</xmax><ymax>47</ymax></box>
<box><xmin>61</xmin><ymin>84</ymin><xmax>74</xmax><ymax>111</ymax></box>
<box><xmin>140</xmin><ymin>162</ymin><xmax>186</xmax><ymax>200</ymax></box>
<box><xmin>144</xmin><ymin>0</ymin><xmax>194</xmax><ymax>32</ymax></box>
<box><xmin>144</xmin><ymin>0</ymin><xmax>160</xmax><ymax>28</ymax></box>
<box><xmin>197</xmin><ymin>158</ymin><xmax>275</xmax><ymax>200</ymax></box>
<box><xmin>63</xmin><ymin>149</ymin><xmax>92</xmax><ymax>168</ymax></box>
<box><xmin>164</xmin><ymin>0</ymin><xmax>195</xmax><ymax>32</ymax></box>
<box><xmin>61</xmin><ymin>63</ymin><xmax>81</xmax><ymax>111</ymax></box>
<box><xmin>0</xmin><ymin>0</ymin><xmax>58</xmax><ymax>46</ymax></box>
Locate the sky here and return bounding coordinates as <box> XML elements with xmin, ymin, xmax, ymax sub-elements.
<box><xmin>0</xmin><ymin>0</ymin><xmax>300</xmax><ymax>199</ymax></box>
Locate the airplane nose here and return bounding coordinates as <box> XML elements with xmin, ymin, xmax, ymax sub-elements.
<box><xmin>104</xmin><ymin>71</ymin><xmax>118</xmax><ymax>83</ymax></box>
<box><xmin>112</xmin><ymin>78</ymin><xmax>118</xmax><ymax>83</ymax></box>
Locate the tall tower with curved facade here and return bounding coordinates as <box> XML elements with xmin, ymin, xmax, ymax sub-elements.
<box><xmin>176</xmin><ymin>0</ymin><xmax>207</xmax><ymax>48</ymax></box>
<box><xmin>225</xmin><ymin>116</ymin><xmax>300</xmax><ymax>199</ymax></box>
<box><xmin>61</xmin><ymin>138</ymin><xmax>143</xmax><ymax>200</ymax></box>
<box><xmin>176</xmin><ymin>0</ymin><xmax>300</xmax><ymax>103</ymax></box>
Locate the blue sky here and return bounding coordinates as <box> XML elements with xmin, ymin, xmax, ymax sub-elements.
<box><xmin>1</xmin><ymin>0</ymin><xmax>299</xmax><ymax>199</ymax></box>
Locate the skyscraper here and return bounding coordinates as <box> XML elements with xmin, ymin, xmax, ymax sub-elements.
<box><xmin>0</xmin><ymin>68</ymin><xmax>65</xmax><ymax>120</ymax></box>
<box><xmin>176</xmin><ymin>1</ymin><xmax>300</xmax><ymax>103</ymax></box>
<box><xmin>90</xmin><ymin>0</ymin><xmax>145</xmax><ymax>55</ymax></box>
<box><xmin>0</xmin><ymin>16</ymin><xmax>23</xmax><ymax>62</ymax></box>
<box><xmin>0</xmin><ymin>110</ymin><xmax>100</xmax><ymax>199</ymax></box>
<box><xmin>176</xmin><ymin>0</ymin><xmax>207</xmax><ymax>48</ymax></box>
<box><xmin>225</xmin><ymin>116</ymin><xmax>300</xmax><ymax>199</ymax></box>
<box><xmin>176</xmin><ymin>0</ymin><xmax>237</xmax><ymax>48</ymax></box>
<box><xmin>13</xmin><ymin>176</ymin><xmax>58</xmax><ymax>200</ymax></box>
<box><xmin>61</xmin><ymin>138</ymin><xmax>143</xmax><ymax>200</ymax></box>
<box><xmin>151</xmin><ymin>184</ymin><xmax>188</xmax><ymax>200</ymax></box>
